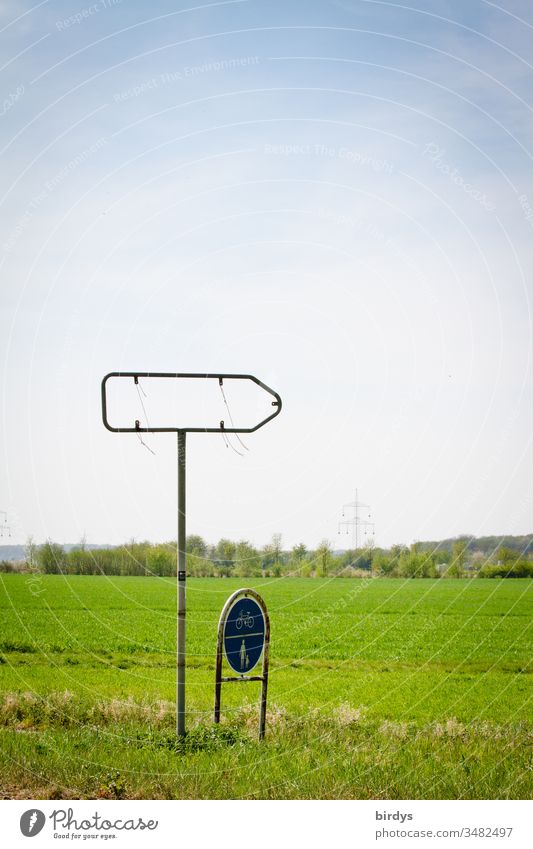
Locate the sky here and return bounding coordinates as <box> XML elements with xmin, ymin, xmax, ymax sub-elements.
<box><xmin>1</xmin><ymin>0</ymin><xmax>532</xmax><ymax>550</ymax></box>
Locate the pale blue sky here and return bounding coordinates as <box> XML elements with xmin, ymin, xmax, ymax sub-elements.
<box><xmin>1</xmin><ymin>0</ymin><xmax>532</xmax><ymax>548</ymax></box>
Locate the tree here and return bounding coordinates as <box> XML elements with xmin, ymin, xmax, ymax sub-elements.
<box><xmin>338</xmin><ymin>548</ymin><xmax>371</xmax><ymax>574</ymax></box>
<box><xmin>271</xmin><ymin>533</ymin><xmax>283</xmax><ymax>560</ymax></box>
<box><xmin>354</xmin><ymin>549</ymin><xmax>373</xmax><ymax>571</ymax></box>
<box><xmin>91</xmin><ymin>548</ymin><xmax>120</xmax><ymax>576</ymax></box>
<box><xmin>496</xmin><ymin>546</ymin><xmax>519</xmax><ymax>566</ymax></box>
<box><xmin>215</xmin><ymin>538</ymin><xmax>236</xmax><ymax>575</ymax></box>
<box><xmin>271</xmin><ymin>533</ymin><xmax>283</xmax><ymax>574</ymax></box>
<box><xmin>299</xmin><ymin>559</ymin><xmax>312</xmax><ymax>577</ymax></box>
<box><xmin>372</xmin><ymin>550</ymin><xmax>394</xmax><ymax>576</ymax></box>
<box><xmin>186</xmin><ymin>535</ymin><xmax>207</xmax><ymax>557</ymax></box>
<box><xmin>292</xmin><ymin>543</ymin><xmax>307</xmax><ymax>562</ymax></box>
<box><xmin>68</xmin><ymin>545</ymin><xmax>95</xmax><ymax>575</ymax></box>
<box><xmin>37</xmin><ymin>541</ymin><xmax>66</xmax><ymax>574</ymax></box>
<box><xmin>447</xmin><ymin>540</ymin><xmax>468</xmax><ymax>578</ymax></box>
<box><xmin>147</xmin><ymin>546</ymin><xmax>174</xmax><ymax>577</ymax></box>
<box><xmin>234</xmin><ymin>541</ymin><xmax>261</xmax><ymax>577</ymax></box>
<box><xmin>397</xmin><ymin>546</ymin><xmax>436</xmax><ymax>578</ymax></box>
<box><xmin>185</xmin><ymin>535</ymin><xmax>209</xmax><ymax>576</ymax></box>
<box><xmin>120</xmin><ymin>540</ymin><xmax>149</xmax><ymax>576</ymax></box>
<box><xmin>314</xmin><ymin>539</ymin><xmax>334</xmax><ymax>577</ymax></box>
<box><xmin>25</xmin><ymin>536</ymin><xmax>37</xmax><ymax>570</ymax></box>
<box><xmin>389</xmin><ymin>544</ymin><xmax>408</xmax><ymax>575</ymax></box>
<box><xmin>340</xmin><ymin>549</ymin><xmax>357</xmax><ymax>570</ymax></box>
<box><xmin>286</xmin><ymin>543</ymin><xmax>308</xmax><ymax>575</ymax></box>
<box><xmin>261</xmin><ymin>534</ymin><xmax>284</xmax><ymax>576</ymax></box>
<box><xmin>479</xmin><ymin>559</ymin><xmax>533</xmax><ymax>578</ymax></box>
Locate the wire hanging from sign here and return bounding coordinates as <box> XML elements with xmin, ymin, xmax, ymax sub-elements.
<box><xmin>220</xmin><ymin>429</ymin><xmax>244</xmax><ymax>457</ymax></box>
<box><xmin>135</xmin><ymin>377</ymin><xmax>156</xmax><ymax>455</ymax></box>
<box><xmin>219</xmin><ymin>378</ymin><xmax>249</xmax><ymax>453</ymax></box>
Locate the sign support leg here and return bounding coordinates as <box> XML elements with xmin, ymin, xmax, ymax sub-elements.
<box><xmin>213</xmin><ymin>622</ymin><xmax>223</xmax><ymax>725</ymax></box>
<box><xmin>177</xmin><ymin>429</ymin><xmax>186</xmax><ymax>737</ymax></box>
<box><xmin>259</xmin><ymin>614</ymin><xmax>270</xmax><ymax>740</ymax></box>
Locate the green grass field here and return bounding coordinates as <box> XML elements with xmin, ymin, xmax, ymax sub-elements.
<box><xmin>0</xmin><ymin>575</ymin><xmax>531</xmax><ymax>799</ymax></box>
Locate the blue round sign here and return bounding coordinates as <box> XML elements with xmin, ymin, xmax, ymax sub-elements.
<box><xmin>223</xmin><ymin>596</ymin><xmax>265</xmax><ymax>674</ymax></box>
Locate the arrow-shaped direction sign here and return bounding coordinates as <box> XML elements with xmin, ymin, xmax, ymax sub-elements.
<box><xmin>101</xmin><ymin>372</ymin><xmax>282</xmax><ymax>433</ymax></box>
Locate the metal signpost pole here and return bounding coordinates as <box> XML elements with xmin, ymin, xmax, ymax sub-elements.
<box><xmin>177</xmin><ymin>430</ymin><xmax>186</xmax><ymax>737</ymax></box>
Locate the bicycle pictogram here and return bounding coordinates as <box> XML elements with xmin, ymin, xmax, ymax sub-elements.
<box><xmin>236</xmin><ymin>610</ymin><xmax>254</xmax><ymax>629</ymax></box>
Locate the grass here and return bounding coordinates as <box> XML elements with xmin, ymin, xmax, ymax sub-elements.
<box><xmin>0</xmin><ymin>575</ymin><xmax>531</xmax><ymax>799</ymax></box>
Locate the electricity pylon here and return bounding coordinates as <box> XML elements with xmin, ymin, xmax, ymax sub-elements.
<box><xmin>0</xmin><ymin>510</ymin><xmax>11</xmax><ymax>538</ymax></box>
<box><xmin>338</xmin><ymin>490</ymin><xmax>374</xmax><ymax>549</ymax></box>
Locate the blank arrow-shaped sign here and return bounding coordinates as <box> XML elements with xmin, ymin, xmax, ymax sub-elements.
<box><xmin>101</xmin><ymin>372</ymin><xmax>282</xmax><ymax>433</ymax></box>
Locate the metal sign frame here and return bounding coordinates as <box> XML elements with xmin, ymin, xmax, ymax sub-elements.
<box><xmin>101</xmin><ymin>372</ymin><xmax>281</xmax><ymax>739</ymax></box>
<box><xmin>214</xmin><ymin>588</ymin><xmax>270</xmax><ymax>740</ymax></box>
<box><xmin>101</xmin><ymin>372</ymin><xmax>282</xmax><ymax>433</ymax></box>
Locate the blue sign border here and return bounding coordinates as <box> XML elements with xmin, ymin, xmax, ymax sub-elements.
<box><xmin>223</xmin><ymin>596</ymin><xmax>265</xmax><ymax>674</ymax></box>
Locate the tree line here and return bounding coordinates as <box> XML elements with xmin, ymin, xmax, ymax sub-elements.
<box><xmin>1</xmin><ymin>535</ymin><xmax>531</xmax><ymax>578</ymax></box>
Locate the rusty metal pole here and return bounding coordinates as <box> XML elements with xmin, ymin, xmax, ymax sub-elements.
<box><xmin>258</xmin><ymin>609</ymin><xmax>270</xmax><ymax>740</ymax></box>
<box><xmin>213</xmin><ymin>612</ymin><xmax>224</xmax><ymax>724</ymax></box>
<box><xmin>177</xmin><ymin>429</ymin><xmax>186</xmax><ymax>737</ymax></box>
